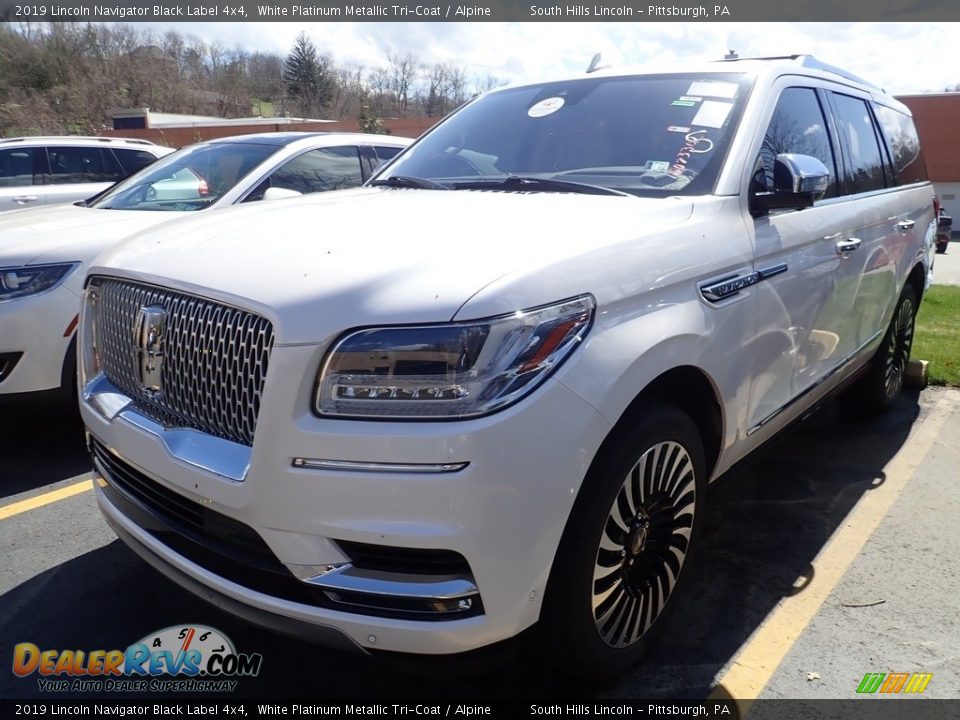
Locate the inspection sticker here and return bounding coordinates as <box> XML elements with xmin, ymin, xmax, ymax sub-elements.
<box><xmin>528</xmin><ymin>97</ymin><xmax>565</xmax><ymax>117</ymax></box>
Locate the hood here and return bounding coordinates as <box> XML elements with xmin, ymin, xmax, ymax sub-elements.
<box><xmin>93</xmin><ymin>187</ymin><xmax>694</xmax><ymax>345</ymax></box>
<box><xmin>0</xmin><ymin>203</ymin><xmax>185</xmax><ymax>266</ymax></box>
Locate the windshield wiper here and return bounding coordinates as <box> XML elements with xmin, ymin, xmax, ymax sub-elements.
<box><xmin>369</xmin><ymin>175</ymin><xmax>449</xmax><ymax>190</ymax></box>
<box><xmin>451</xmin><ymin>176</ymin><xmax>629</xmax><ymax>197</ymax></box>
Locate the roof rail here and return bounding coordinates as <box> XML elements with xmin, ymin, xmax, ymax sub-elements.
<box><xmin>717</xmin><ymin>54</ymin><xmax>883</xmax><ymax>92</ymax></box>
<box><xmin>0</xmin><ymin>135</ymin><xmax>157</xmax><ymax>146</ymax></box>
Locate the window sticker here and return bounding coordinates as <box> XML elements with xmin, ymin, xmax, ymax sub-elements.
<box><xmin>672</xmin><ymin>99</ymin><xmax>697</xmax><ymax>107</ymax></box>
<box><xmin>643</xmin><ymin>160</ymin><xmax>672</xmax><ymax>172</ymax></box>
<box><xmin>692</xmin><ymin>100</ymin><xmax>733</xmax><ymax>129</ymax></box>
<box><xmin>669</xmin><ymin>130</ymin><xmax>714</xmax><ymax>177</ymax></box>
<box><xmin>686</xmin><ymin>81</ymin><xmax>738</xmax><ymax>99</ymax></box>
<box><xmin>667</xmin><ymin>126</ymin><xmax>691</xmax><ymax>133</ymax></box>
<box><xmin>528</xmin><ymin>97</ymin><xmax>565</xmax><ymax>117</ymax></box>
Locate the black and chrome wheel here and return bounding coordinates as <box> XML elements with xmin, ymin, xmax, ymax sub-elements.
<box><xmin>851</xmin><ymin>282</ymin><xmax>917</xmax><ymax>414</ymax></box>
<box><xmin>881</xmin><ymin>288</ymin><xmax>915</xmax><ymax>402</ymax></box>
<box><xmin>540</xmin><ymin>404</ymin><xmax>706</xmax><ymax>677</ymax></box>
<box><xmin>593</xmin><ymin>440</ymin><xmax>697</xmax><ymax>648</ymax></box>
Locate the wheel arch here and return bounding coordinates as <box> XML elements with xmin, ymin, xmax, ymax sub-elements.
<box><xmin>906</xmin><ymin>260</ymin><xmax>926</xmax><ymax>305</ymax></box>
<box><xmin>609</xmin><ymin>365</ymin><xmax>724</xmax><ymax>483</ymax></box>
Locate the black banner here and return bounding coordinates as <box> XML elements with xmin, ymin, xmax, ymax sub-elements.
<box><xmin>3</xmin><ymin>700</ymin><xmax>960</xmax><ymax>720</ymax></box>
<box><xmin>2</xmin><ymin>0</ymin><xmax>960</xmax><ymax>22</ymax></box>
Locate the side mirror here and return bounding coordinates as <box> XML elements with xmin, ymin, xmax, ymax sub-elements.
<box><xmin>753</xmin><ymin>154</ymin><xmax>830</xmax><ymax>215</ymax></box>
<box><xmin>939</xmin><ymin>215</ymin><xmax>953</xmax><ymax>229</ymax></box>
<box><xmin>263</xmin><ymin>187</ymin><xmax>303</xmax><ymax>202</ymax></box>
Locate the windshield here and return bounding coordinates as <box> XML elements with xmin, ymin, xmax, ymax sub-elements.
<box><xmin>379</xmin><ymin>73</ymin><xmax>752</xmax><ymax>196</ymax></box>
<box><xmin>91</xmin><ymin>142</ymin><xmax>277</xmax><ymax>211</ymax></box>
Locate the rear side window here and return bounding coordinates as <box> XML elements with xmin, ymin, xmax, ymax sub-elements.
<box><xmin>0</xmin><ymin>148</ymin><xmax>38</xmax><ymax>187</ymax></box>
<box><xmin>873</xmin><ymin>104</ymin><xmax>928</xmax><ymax>185</ymax></box>
<box><xmin>245</xmin><ymin>146</ymin><xmax>363</xmax><ymax>202</ymax></box>
<box><xmin>113</xmin><ymin>148</ymin><xmax>160</xmax><ymax>176</ymax></box>
<box><xmin>374</xmin><ymin>145</ymin><xmax>403</xmax><ymax>164</ymax></box>
<box><xmin>829</xmin><ymin>93</ymin><xmax>888</xmax><ymax>194</ymax></box>
<box><xmin>47</xmin><ymin>146</ymin><xmax>123</xmax><ymax>184</ymax></box>
<box><xmin>755</xmin><ymin>87</ymin><xmax>838</xmax><ymax>199</ymax></box>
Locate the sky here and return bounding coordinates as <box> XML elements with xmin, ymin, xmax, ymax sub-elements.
<box><xmin>142</xmin><ymin>21</ymin><xmax>960</xmax><ymax>95</ymax></box>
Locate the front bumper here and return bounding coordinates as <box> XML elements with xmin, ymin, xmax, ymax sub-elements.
<box><xmin>82</xmin><ymin>343</ymin><xmax>611</xmax><ymax>655</ymax></box>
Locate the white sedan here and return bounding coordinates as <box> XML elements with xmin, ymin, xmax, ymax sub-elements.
<box><xmin>0</xmin><ymin>132</ymin><xmax>412</xmax><ymax>396</ymax></box>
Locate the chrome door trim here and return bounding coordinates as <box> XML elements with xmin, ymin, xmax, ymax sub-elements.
<box><xmin>699</xmin><ymin>263</ymin><xmax>788</xmax><ymax>303</ymax></box>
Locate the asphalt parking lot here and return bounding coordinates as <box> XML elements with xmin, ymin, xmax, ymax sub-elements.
<box><xmin>1</xmin><ymin>386</ymin><xmax>958</xmax><ymax>705</ymax></box>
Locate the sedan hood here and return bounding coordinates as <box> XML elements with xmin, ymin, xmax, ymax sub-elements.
<box><xmin>94</xmin><ymin>187</ymin><xmax>694</xmax><ymax>345</ymax></box>
<box><xmin>0</xmin><ymin>204</ymin><xmax>184</xmax><ymax>266</ymax></box>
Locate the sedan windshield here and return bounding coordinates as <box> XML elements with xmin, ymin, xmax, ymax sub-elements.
<box><xmin>91</xmin><ymin>142</ymin><xmax>277</xmax><ymax>211</ymax></box>
<box><xmin>379</xmin><ymin>73</ymin><xmax>752</xmax><ymax>196</ymax></box>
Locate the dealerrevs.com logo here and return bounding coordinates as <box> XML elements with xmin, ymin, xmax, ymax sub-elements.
<box><xmin>12</xmin><ymin>625</ymin><xmax>262</xmax><ymax>693</ymax></box>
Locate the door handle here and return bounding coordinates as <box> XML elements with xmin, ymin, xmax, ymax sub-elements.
<box><xmin>896</xmin><ymin>220</ymin><xmax>915</xmax><ymax>232</ymax></box>
<box><xmin>836</xmin><ymin>238</ymin><xmax>862</xmax><ymax>255</ymax></box>
<box><xmin>12</xmin><ymin>195</ymin><xmax>39</xmax><ymax>204</ymax></box>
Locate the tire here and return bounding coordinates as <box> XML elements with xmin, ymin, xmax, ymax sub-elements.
<box><xmin>856</xmin><ymin>282</ymin><xmax>917</xmax><ymax>413</ymax></box>
<box><xmin>539</xmin><ymin>404</ymin><xmax>706</xmax><ymax>678</ymax></box>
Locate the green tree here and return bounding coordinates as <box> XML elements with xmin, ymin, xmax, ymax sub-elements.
<box><xmin>283</xmin><ymin>32</ymin><xmax>333</xmax><ymax>118</ymax></box>
<box><xmin>357</xmin><ymin>87</ymin><xmax>389</xmax><ymax>135</ymax></box>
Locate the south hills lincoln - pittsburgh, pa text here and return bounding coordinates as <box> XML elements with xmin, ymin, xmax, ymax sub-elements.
<box><xmin>530</xmin><ymin>5</ymin><xmax>729</xmax><ymax>17</ymax></box>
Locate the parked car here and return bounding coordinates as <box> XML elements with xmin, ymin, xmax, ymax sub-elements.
<box><xmin>937</xmin><ymin>207</ymin><xmax>952</xmax><ymax>253</ymax></box>
<box><xmin>79</xmin><ymin>56</ymin><xmax>934</xmax><ymax>677</ymax></box>
<box><xmin>0</xmin><ymin>132</ymin><xmax>411</xmax><ymax>396</ymax></box>
<box><xmin>0</xmin><ymin>136</ymin><xmax>173</xmax><ymax>212</ymax></box>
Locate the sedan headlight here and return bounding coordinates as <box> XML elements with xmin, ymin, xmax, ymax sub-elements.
<box><xmin>0</xmin><ymin>263</ymin><xmax>78</xmax><ymax>302</ymax></box>
<box><xmin>316</xmin><ymin>295</ymin><xmax>595</xmax><ymax>419</ymax></box>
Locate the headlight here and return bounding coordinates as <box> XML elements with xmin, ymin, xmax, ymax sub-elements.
<box><xmin>0</xmin><ymin>263</ymin><xmax>78</xmax><ymax>302</ymax></box>
<box><xmin>316</xmin><ymin>295</ymin><xmax>595</xmax><ymax>419</ymax></box>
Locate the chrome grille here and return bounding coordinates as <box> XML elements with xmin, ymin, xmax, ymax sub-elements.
<box><xmin>91</xmin><ymin>277</ymin><xmax>275</xmax><ymax>446</ymax></box>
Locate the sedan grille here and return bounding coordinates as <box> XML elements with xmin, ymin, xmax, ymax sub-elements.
<box><xmin>91</xmin><ymin>277</ymin><xmax>274</xmax><ymax>446</ymax></box>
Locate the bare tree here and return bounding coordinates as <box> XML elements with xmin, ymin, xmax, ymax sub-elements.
<box><xmin>385</xmin><ymin>51</ymin><xmax>420</xmax><ymax>117</ymax></box>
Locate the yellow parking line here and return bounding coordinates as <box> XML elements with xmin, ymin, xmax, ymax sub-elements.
<box><xmin>0</xmin><ymin>477</ymin><xmax>94</xmax><ymax>521</ymax></box>
<box><xmin>710</xmin><ymin>391</ymin><xmax>957</xmax><ymax>713</ymax></box>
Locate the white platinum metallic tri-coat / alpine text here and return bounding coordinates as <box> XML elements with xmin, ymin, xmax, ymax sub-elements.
<box><xmin>79</xmin><ymin>55</ymin><xmax>935</xmax><ymax>676</ymax></box>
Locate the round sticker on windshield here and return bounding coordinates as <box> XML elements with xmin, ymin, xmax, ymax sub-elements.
<box><xmin>528</xmin><ymin>97</ymin><xmax>565</xmax><ymax>117</ymax></box>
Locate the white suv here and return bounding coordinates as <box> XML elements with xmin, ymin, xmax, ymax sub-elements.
<box><xmin>0</xmin><ymin>136</ymin><xmax>172</xmax><ymax>211</ymax></box>
<box><xmin>79</xmin><ymin>56</ymin><xmax>935</xmax><ymax>676</ymax></box>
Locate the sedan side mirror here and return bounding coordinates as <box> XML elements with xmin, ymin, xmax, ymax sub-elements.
<box><xmin>263</xmin><ymin>187</ymin><xmax>303</xmax><ymax>202</ymax></box>
<box><xmin>752</xmin><ymin>153</ymin><xmax>831</xmax><ymax>215</ymax></box>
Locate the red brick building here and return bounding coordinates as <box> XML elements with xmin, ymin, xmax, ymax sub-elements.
<box><xmin>899</xmin><ymin>93</ymin><xmax>960</xmax><ymax>225</ymax></box>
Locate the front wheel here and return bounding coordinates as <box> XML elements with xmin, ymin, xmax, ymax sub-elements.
<box><xmin>539</xmin><ymin>404</ymin><xmax>706</xmax><ymax>678</ymax></box>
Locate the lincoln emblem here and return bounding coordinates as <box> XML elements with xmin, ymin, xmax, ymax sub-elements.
<box><xmin>134</xmin><ymin>305</ymin><xmax>166</xmax><ymax>395</ymax></box>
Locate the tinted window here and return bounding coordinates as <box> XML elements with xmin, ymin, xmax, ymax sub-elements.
<box><xmin>47</xmin><ymin>146</ymin><xmax>121</xmax><ymax>184</ymax></box>
<box><xmin>754</xmin><ymin>87</ymin><xmax>838</xmax><ymax>199</ymax></box>
<box><xmin>92</xmin><ymin>142</ymin><xmax>276</xmax><ymax>211</ymax></box>
<box><xmin>374</xmin><ymin>145</ymin><xmax>403</xmax><ymax>165</ymax></box>
<box><xmin>0</xmin><ymin>148</ymin><xmax>37</xmax><ymax>187</ymax></box>
<box><xmin>246</xmin><ymin>146</ymin><xmax>363</xmax><ymax>202</ymax></box>
<box><xmin>114</xmin><ymin>148</ymin><xmax>161</xmax><ymax>175</ymax></box>
<box><xmin>873</xmin><ymin>104</ymin><xmax>928</xmax><ymax>185</ymax></box>
<box><xmin>381</xmin><ymin>73</ymin><xmax>752</xmax><ymax>196</ymax></box>
<box><xmin>830</xmin><ymin>93</ymin><xmax>888</xmax><ymax>194</ymax></box>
